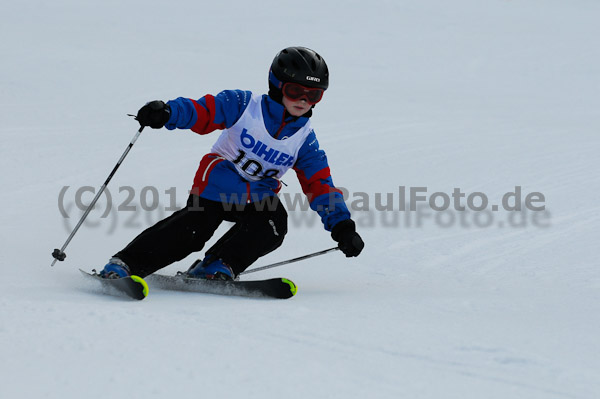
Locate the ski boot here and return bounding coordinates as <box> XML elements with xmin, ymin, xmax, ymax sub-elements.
<box><xmin>98</xmin><ymin>257</ymin><xmax>131</xmax><ymax>279</ymax></box>
<box><xmin>186</xmin><ymin>256</ymin><xmax>234</xmax><ymax>281</ymax></box>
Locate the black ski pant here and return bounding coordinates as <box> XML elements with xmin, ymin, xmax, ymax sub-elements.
<box><xmin>114</xmin><ymin>194</ymin><xmax>288</xmax><ymax>277</ymax></box>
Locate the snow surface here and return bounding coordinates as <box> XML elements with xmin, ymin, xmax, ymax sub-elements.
<box><xmin>1</xmin><ymin>0</ymin><xmax>599</xmax><ymax>398</ymax></box>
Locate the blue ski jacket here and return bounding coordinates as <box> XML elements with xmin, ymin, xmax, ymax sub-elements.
<box><xmin>165</xmin><ymin>90</ymin><xmax>350</xmax><ymax>231</ymax></box>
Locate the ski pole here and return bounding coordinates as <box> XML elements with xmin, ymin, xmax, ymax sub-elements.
<box><xmin>51</xmin><ymin>125</ymin><xmax>145</xmax><ymax>266</ymax></box>
<box><xmin>240</xmin><ymin>247</ymin><xmax>340</xmax><ymax>275</ymax></box>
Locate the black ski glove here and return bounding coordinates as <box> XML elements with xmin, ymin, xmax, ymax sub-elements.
<box><xmin>331</xmin><ymin>219</ymin><xmax>364</xmax><ymax>257</ymax></box>
<box><xmin>136</xmin><ymin>100</ymin><xmax>171</xmax><ymax>129</ymax></box>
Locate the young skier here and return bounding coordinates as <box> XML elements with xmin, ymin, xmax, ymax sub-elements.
<box><xmin>99</xmin><ymin>46</ymin><xmax>364</xmax><ymax>281</ymax></box>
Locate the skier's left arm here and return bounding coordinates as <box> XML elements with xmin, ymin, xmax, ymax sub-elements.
<box><xmin>293</xmin><ymin>131</ymin><xmax>364</xmax><ymax>257</ymax></box>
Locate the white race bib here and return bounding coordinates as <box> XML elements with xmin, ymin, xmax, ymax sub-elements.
<box><xmin>211</xmin><ymin>94</ymin><xmax>312</xmax><ymax>181</ymax></box>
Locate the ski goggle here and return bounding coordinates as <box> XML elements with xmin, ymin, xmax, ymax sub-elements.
<box><xmin>282</xmin><ymin>82</ymin><xmax>324</xmax><ymax>104</ymax></box>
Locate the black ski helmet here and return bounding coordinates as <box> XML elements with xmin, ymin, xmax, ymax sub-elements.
<box><xmin>268</xmin><ymin>46</ymin><xmax>329</xmax><ymax>103</ymax></box>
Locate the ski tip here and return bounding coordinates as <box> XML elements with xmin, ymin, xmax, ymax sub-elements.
<box><xmin>281</xmin><ymin>278</ymin><xmax>297</xmax><ymax>297</ymax></box>
<box><xmin>130</xmin><ymin>275</ymin><xmax>149</xmax><ymax>298</ymax></box>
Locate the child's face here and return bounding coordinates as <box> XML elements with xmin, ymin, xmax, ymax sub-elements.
<box><xmin>282</xmin><ymin>96</ymin><xmax>313</xmax><ymax>117</ymax></box>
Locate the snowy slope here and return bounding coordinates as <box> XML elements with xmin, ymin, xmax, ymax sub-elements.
<box><xmin>1</xmin><ymin>0</ymin><xmax>599</xmax><ymax>398</ymax></box>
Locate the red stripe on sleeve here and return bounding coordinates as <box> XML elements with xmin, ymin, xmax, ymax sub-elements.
<box><xmin>190</xmin><ymin>95</ymin><xmax>226</xmax><ymax>135</ymax></box>
<box><xmin>294</xmin><ymin>167</ymin><xmax>342</xmax><ymax>203</ymax></box>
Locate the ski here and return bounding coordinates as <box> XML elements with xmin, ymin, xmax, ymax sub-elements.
<box><xmin>79</xmin><ymin>269</ymin><xmax>149</xmax><ymax>300</ymax></box>
<box><xmin>146</xmin><ymin>274</ymin><xmax>297</xmax><ymax>299</ymax></box>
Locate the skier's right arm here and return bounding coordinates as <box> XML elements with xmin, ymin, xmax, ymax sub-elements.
<box><xmin>164</xmin><ymin>90</ymin><xmax>252</xmax><ymax>134</ymax></box>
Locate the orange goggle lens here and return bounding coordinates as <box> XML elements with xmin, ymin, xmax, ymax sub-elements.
<box><xmin>282</xmin><ymin>83</ymin><xmax>324</xmax><ymax>104</ymax></box>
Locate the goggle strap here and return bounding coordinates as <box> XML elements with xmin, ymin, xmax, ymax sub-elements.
<box><xmin>269</xmin><ymin>70</ymin><xmax>284</xmax><ymax>89</ymax></box>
